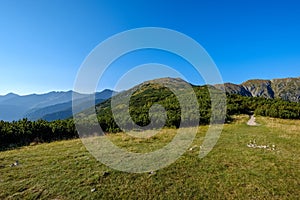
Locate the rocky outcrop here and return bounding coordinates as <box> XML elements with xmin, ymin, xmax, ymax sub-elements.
<box><xmin>271</xmin><ymin>78</ymin><xmax>300</xmax><ymax>102</ymax></box>
<box><xmin>242</xmin><ymin>80</ymin><xmax>274</xmax><ymax>98</ymax></box>
<box><xmin>215</xmin><ymin>83</ymin><xmax>252</xmax><ymax>97</ymax></box>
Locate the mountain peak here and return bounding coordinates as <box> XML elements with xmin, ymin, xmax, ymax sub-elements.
<box><xmin>2</xmin><ymin>92</ymin><xmax>19</xmax><ymax>97</ymax></box>
<box><xmin>242</xmin><ymin>79</ymin><xmax>271</xmax><ymax>86</ymax></box>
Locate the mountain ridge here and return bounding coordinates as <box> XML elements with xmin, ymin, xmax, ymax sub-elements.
<box><xmin>1</xmin><ymin>76</ymin><xmax>299</xmax><ymax>122</ymax></box>
<box><xmin>214</xmin><ymin>76</ymin><xmax>300</xmax><ymax>102</ymax></box>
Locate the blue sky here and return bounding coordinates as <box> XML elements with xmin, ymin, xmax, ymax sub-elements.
<box><xmin>0</xmin><ymin>0</ymin><xmax>300</xmax><ymax>95</ymax></box>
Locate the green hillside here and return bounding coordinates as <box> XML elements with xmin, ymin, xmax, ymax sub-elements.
<box><xmin>79</xmin><ymin>78</ymin><xmax>300</xmax><ymax>133</ymax></box>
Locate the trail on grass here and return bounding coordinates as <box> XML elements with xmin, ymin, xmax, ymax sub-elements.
<box><xmin>247</xmin><ymin>115</ymin><xmax>259</xmax><ymax>126</ymax></box>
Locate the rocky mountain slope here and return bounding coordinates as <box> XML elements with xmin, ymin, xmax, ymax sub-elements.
<box><xmin>215</xmin><ymin>77</ymin><xmax>300</xmax><ymax>102</ymax></box>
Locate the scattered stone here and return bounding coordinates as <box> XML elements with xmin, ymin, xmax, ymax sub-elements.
<box><xmin>148</xmin><ymin>171</ymin><xmax>156</xmax><ymax>176</ymax></box>
<box><xmin>247</xmin><ymin>140</ymin><xmax>276</xmax><ymax>150</ymax></box>
<box><xmin>10</xmin><ymin>160</ymin><xmax>19</xmax><ymax>167</ymax></box>
<box><xmin>91</xmin><ymin>188</ymin><xmax>96</xmax><ymax>192</ymax></box>
<box><xmin>102</xmin><ymin>171</ymin><xmax>110</xmax><ymax>177</ymax></box>
<box><xmin>189</xmin><ymin>145</ymin><xmax>198</xmax><ymax>151</ymax></box>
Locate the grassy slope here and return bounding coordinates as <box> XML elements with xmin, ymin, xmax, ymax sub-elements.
<box><xmin>0</xmin><ymin>116</ymin><xmax>299</xmax><ymax>199</ymax></box>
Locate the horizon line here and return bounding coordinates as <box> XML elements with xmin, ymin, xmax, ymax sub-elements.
<box><xmin>1</xmin><ymin>75</ymin><xmax>299</xmax><ymax>96</ymax></box>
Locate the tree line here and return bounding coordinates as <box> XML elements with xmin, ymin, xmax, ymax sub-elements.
<box><xmin>0</xmin><ymin>119</ymin><xmax>76</xmax><ymax>150</ymax></box>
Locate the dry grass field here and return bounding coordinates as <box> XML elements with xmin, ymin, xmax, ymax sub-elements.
<box><xmin>0</xmin><ymin>115</ymin><xmax>299</xmax><ymax>199</ymax></box>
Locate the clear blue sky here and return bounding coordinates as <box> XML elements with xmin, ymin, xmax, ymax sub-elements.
<box><xmin>0</xmin><ymin>0</ymin><xmax>300</xmax><ymax>95</ymax></box>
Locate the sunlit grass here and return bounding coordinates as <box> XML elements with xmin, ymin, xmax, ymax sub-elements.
<box><xmin>0</xmin><ymin>115</ymin><xmax>299</xmax><ymax>199</ymax></box>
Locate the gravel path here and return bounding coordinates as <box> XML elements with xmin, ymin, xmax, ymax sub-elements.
<box><xmin>247</xmin><ymin>115</ymin><xmax>259</xmax><ymax>126</ymax></box>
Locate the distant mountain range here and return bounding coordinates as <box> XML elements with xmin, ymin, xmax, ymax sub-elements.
<box><xmin>1</xmin><ymin>76</ymin><xmax>299</xmax><ymax>122</ymax></box>
<box><xmin>0</xmin><ymin>89</ymin><xmax>115</xmax><ymax>121</ymax></box>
